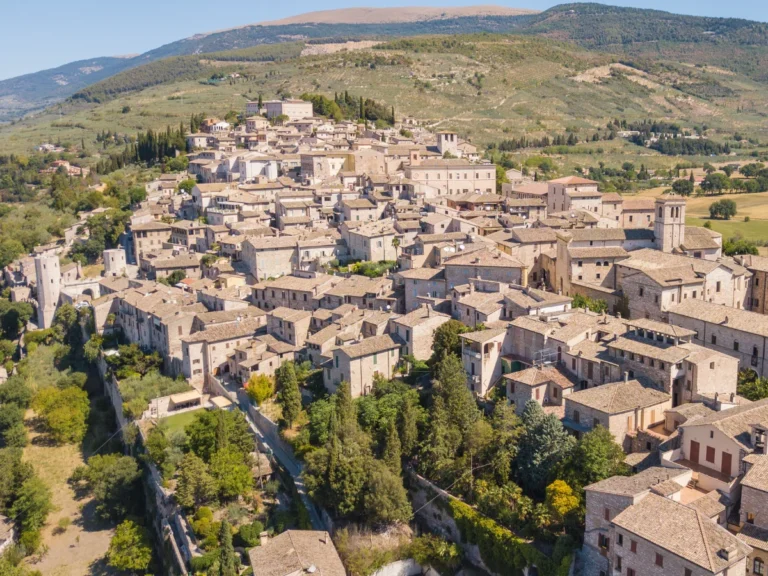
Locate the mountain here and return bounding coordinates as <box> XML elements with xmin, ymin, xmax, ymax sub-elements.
<box><xmin>0</xmin><ymin>56</ymin><xmax>144</xmax><ymax>120</ymax></box>
<box><xmin>3</xmin><ymin>3</ymin><xmax>768</xmax><ymax>123</ymax></box>
<box><xmin>0</xmin><ymin>7</ymin><xmax>535</xmax><ymax>121</ymax></box>
<box><xmin>258</xmin><ymin>5</ymin><xmax>537</xmax><ymax>25</ymax></box>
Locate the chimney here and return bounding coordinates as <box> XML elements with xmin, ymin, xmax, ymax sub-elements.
<box><xmin>259</xmin><ymin>531</ymin><xmax>269</xmax><ymax>547</ymax></box>
<box><xmin>624</xmin><ymin>371</ymin><xmax>629</xmax><ymax>383</ymax></box>
<box><xmin>323</xmin><ymin>532</ymin><xmax>329</xmax><ymax>545</ymax></box>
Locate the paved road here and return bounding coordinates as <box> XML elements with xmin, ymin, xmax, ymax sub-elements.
<box><xmin>229</xmin><ymin>386</ymin><xmax>325</xmax><ymax>531</ymax></box>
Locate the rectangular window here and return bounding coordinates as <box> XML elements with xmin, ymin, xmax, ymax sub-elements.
<box><xmin>706</xmin><ymin>446</ymin><xmax>716</xmax><ymax>463</ymax></box>
<box><xmin>617</xmin><ymin>534</ymin><xmax>623</xmax><ymax>547</ymax></box>
<box><xmin>712</xmin><ymin>334</ymin><xmax>717</xmax><ymax>345</ymax></box>
<box><xmin>734</xmin><ymin>341</ymin><xmax>739</xmax><ymax>351</ymax></box>
<box><xmin>630</xmin><ymin>540</ymin><xmax>637</xmax><ymax>553</ymax></box>
<box><xmin>373</xmin><ymin>354</ymin><xmax>377</xmax><ymax>365</ymax></box>
<box><xmin>655</xmin><ymin>553</ymin><xmax>663</xmax><ymax>567</ymax></box>
<box><xmin>627</xmin><ymin>570</ymin><xmax>635</xmax><ymax>576</ymax></box>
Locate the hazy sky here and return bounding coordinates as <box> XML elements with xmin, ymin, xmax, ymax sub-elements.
<box><xmin>2</xmin><ymin>0</ymin><xmax>767</xmax><ymax>80</ymax></box>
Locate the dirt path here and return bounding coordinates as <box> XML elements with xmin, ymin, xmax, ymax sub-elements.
<box><xmin>23</xmin><ymin>418</ymin><xmax>116</xmax><ymax>576</ymax></box>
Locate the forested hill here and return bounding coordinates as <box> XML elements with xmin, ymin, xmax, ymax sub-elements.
<box><xmin>524</xmin><ymin>3</ymin><xmax>768</xmax><ymax>46</ymax></box>
<box><xmin>521</xmin><ymin>3</ymin><xmax>768</xmax><ymax>81</ymax></box>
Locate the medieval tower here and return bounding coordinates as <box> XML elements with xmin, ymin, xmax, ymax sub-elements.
<box><xmin>34</xmin><ymin>254</ymin><xmax>61</xmax><ymax>329</ymax></box>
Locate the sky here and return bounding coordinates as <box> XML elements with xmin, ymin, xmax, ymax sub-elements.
<box><xmin>2</xmin><ymin>0</ymin><xmax>767</xmax><ymax>81</ymax></box>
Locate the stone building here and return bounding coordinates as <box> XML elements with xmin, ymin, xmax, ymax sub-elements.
<box><xmin>505</xmin><ymin>365</ymin><xmax>576</xmax><ymax>416</ymax></box>
<box><xmin>324</xmin><ymin>334</ymin><xmax>404</xmax><ymax>397</ymax></box>
<box><xmin>669</xmin><ymin>299</ymin><xmax>768</xmax><ymax>377</ymax></box>
<box><xmin>391</xmin><ymin>305</ymin><xmax>450</xmax><ymax>361</ymax></box>
<box><xmin>563</xmin><ymin>377</ymin><xmax>671</xmax><ymax>446</ymax></box>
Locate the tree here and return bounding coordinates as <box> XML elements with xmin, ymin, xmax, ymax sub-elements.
<box><xmin>559</xmin><ymin>425</ymin><xmax>627</xmax><ymax>489</ymax></box>
<box><xmin>175</xmin><ymin>453</ymin><xmax>218</xmax><ymax>508</ymax></box>
<box><xmin>723</xmin><ymin>237</ymin><xmax>759</xmax><ymax>256</ymax></box>
<box><xmin>83</xmin><ymin>334</ymin><xmax>103</xmax><ymax>363</ymax></box>
<box><xmin>515</xmin><ymin>401</ymin><xmax>575</xmax><ymax>496</ymax></box>
<box><xmin>701</xmin><ymin>173</ymin><xmax>731</xmax><ymax>194</ymax></box>
<box><xmin>32</xmin><ymin>386</ymin><xmax>90</xmax><ymax>445</ymax></box>
<box><xmin>671</xmin><ymin>178</ymin><xmax>694</xmax><ymax>196</ymax></box>
<box><xmin>738</xmin><ymin>375</ymin><xmax>768</xmax><ymax>401</ymax></box>
<box><xmin>107</xmin><ymin>520</ymin><xmax>153</xmax><ymax>574</ymax></box>
<box><xmin>709</xmin><ymin>198</ymin><xmax>737</xmax><ymax>220</ymax></box>
<box><xmin>177</xmin><ymin>178</ymin><xmax>196</xmax><ymax>194</ymax></box>
<box><xmin>218</xmin><ymin>520</ymin><xmax>238</xmax><ymax>576</ymax></box>
<box><xmin>382</xmin><ymin>419</ymin><xmax>402</xmax><ymax>475</ymax></box>
<box><xmin>186</xmin><ymin>409</ymin><xmax>253</xmax><ymax>462</ymax></box>
<box><xmin>276</xmin><ymin>363</ymin><xmax>302</xmax><ymax>428</ymax></box>
<box><xmin>70</xmin><ymin>454</ymin><xmax>141</xmax><ymax>521</ymax></box>
<box><xmin>431</xmin><ymin>320</ymin><xmax>472</xmax><ymax>361</ymax></box>
<box><xmin>487</xmin><ymin>402</ymin><xmax>522</xmax><ymax>484</ymax></box>
<box><xmin>545</xmin><ymin>480</ymin><xmax>579</xmax><ymax>525</ymax></box>
<box><xmin>209</xmin><ymin>447</ymin><xmax>253</xmax><ymax>500</ymax></box>
<box><xmin>246</xmin><ymin>374</ymin><xmax>274</xmax><ymax>406</ymax></box>
<box><xmin>398</xmin><ymin>397</ymin><xmax>419</xmax><ymax>457</ymax></box>
<box><xmin>434</xmin><ymin>354</ymin><xmax>479</xmax><ymax>443</ymax></box>
<box><xmin>361</xmin><ymin>459</ymin><xmax>412</xmax><ymax>525</ymax></box>
<box><xmin>11</xmin><ymin>476</ymin><xmax>53</xmax><ymax>535</ymax></box>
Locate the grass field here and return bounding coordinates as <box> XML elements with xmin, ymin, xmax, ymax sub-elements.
<box><xmin>685</xmin><ymin>217</ymin><xmax>768</xmax><ymax>242</ymax></box>
<box><xmin>161</xmin><ymin>408</ymin><xmax>203</xmax><ymax>434</ymax></box>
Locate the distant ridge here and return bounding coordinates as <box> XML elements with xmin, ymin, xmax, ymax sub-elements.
<box><xmin>258</xmin><ymin>5</ymin><xmax>538</xmax><ymax>26</ymax></box>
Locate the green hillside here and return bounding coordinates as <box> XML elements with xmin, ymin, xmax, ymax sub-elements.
<box><xmin>2</xmin><ymin>33</ymin><xmax>767</xmax><ymax>159</ymax></box>
<box><xmin>4</xmin><ymin>3</ymin><xmax>768</xmax><ymax>122</ymax></box>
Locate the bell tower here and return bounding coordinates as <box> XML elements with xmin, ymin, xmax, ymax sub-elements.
<box><xmin>654</xmin><ymin>196</ymin><xmax>686</xmax><ymax>253</ymax></box>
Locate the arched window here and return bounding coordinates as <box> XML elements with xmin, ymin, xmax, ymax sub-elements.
<box><xmin>754</xmin><ymin>557</ymin><xmax>764</xmax><ymax>575</ymax></box>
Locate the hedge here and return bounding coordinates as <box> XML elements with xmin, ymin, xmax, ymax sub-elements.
<box><xmin>447</xmin><ymin>499</ymin><xmax>572</xmax><ymax>576</ymax></box>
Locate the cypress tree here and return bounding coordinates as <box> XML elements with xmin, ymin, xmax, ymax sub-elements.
<box><xmin>277</xmin><ymin>363</ymin><xmax>302</xmax><ymax>428</ymax></box>
<box><xmin>382</xmin><ymin>419</ymin><xmax>402</xmax><ymax>475</ymax></box>
<box><xmin>218</xmin><ymin>521</ymin><xmax>237</xmax><ymax>576</ymax></box>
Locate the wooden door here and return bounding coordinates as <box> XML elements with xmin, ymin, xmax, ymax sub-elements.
<box><xmin>690</xmin><ymin>440</ymin><xmax>700</xmax><ymax>463</ymax></box>
<box><xmin>721</xmin><ymin>452</ymin><xmax>732</xmax><ymax>477</ymax></box>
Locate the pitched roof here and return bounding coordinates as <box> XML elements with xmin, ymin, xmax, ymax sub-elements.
<box><xmin>680</xmin><ymin>397</ymin><xmax>768</xmax><ymax>450</ymax></box>
<box><xmin>443</xmin><ymin>248</ymin><xmax>524</xmax><ymax>269</ymax></box>
<box><xmin>566</xmin><ymin>378</ymin><xmax>670</xmax><ymax>414</ymax></box>
<box><xmin>585</xmin><ymin>466</ymin><xmax>687</xmax><ymax>496</ymax></box>
<box><xmin>569</xmin><ymin>247</ymin><xmax>628</xmax><ymax>259</ymax></box>
<box><xmin>611</xmin><ymin>494</ymin><xmax>750</xmax><ymax>573</ymax></box>
<box><xmin>182</xmin><ymin>317</ymin><xmax>263</xmax><ymax>344</ymax></box>
<box><xmin>681</xmin><ymin>227</ymin><xmax>721</xmax><ymax>251</ymax></box>
<box><xmin>548</xmin><ymin>176</ymin><xmax>598</xmax><ymax>185</ymax></box>
<box><xmin>248</xmin><ymin>530</ymin><xmax>345</xmax><ymax>576</ymax></box>
<box><xmin>669</xmin><ymin>299</ymin><xmax>768</xmax><ymax>339</ymax></box>
<box><xmin>340</xmin><ymin>334</ymin><xmax>402</xmax><ymax>359</ymax></box>
<box><xmin>397</xmin><ymin>268</ymin><xmax>445</xmax><ymax>281</ymax></box>
<box><xmin>503</xmin><ymin>366</ymin><xmax>577</xmax><ymax>389</ymax></box>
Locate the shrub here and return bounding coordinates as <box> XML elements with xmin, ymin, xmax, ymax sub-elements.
<box><xmin>235</xmin><ymin>520</ymin><xmax>265</xmax><ymax>548</ymax></box>
<box><xmin>246</xmin><ymin>374</ymin><xmax>275</xmax><ymax>406</ymax></box>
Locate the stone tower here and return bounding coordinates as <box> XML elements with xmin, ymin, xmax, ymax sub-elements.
<box><xmin>654</xmin><ymin>196</ymin><xmax>686</xmax><ymax>253</ymax></box>
<box><xmin>34</xmin><ymin>254</ymin><xmax>61</xmax><ymax>329</ymax></box>
<box><xmin>436</xmin><ymin>131</ymin><xmax>459</xmax><ymax>157</ymax></box>
<box><xmin>103</xmin><ymin>248</ymin><xmax>127</xmax><ymax>277</ymax></box>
